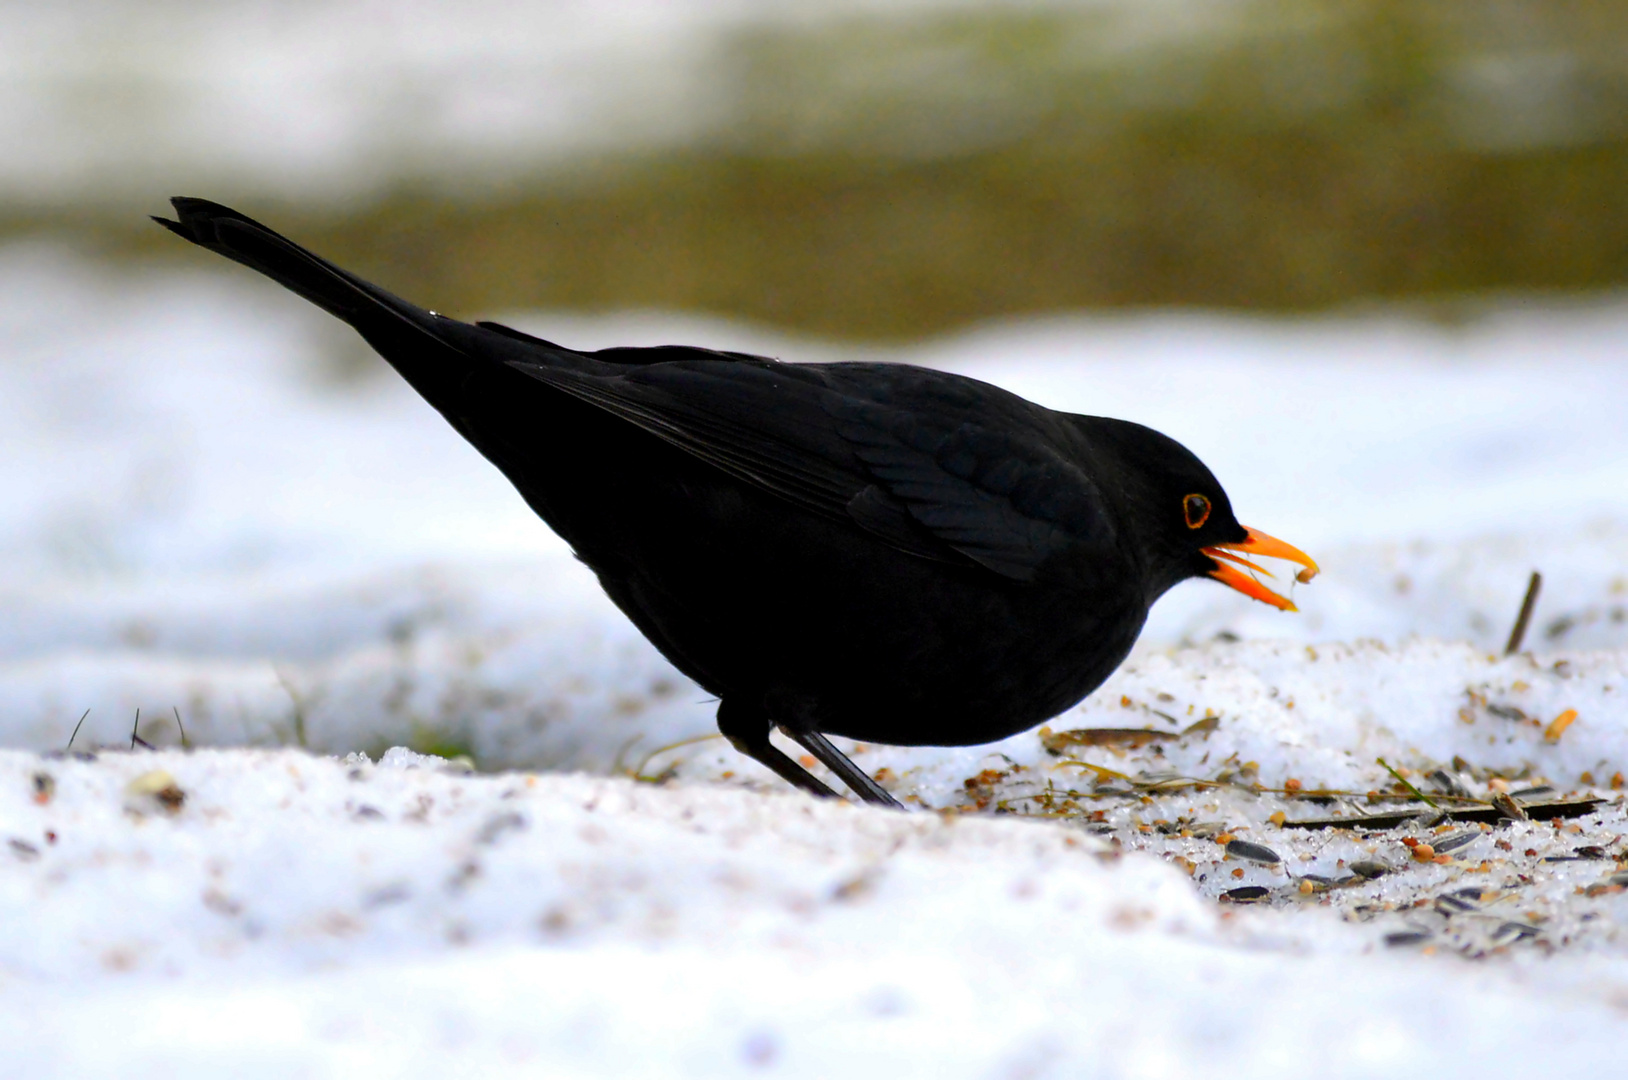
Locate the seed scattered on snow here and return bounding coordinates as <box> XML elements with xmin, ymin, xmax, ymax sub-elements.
<box><xmin>124</xmin><ymin>770</ymin><xmax>185</xmax><ymax>814</ymax></box>
<box><xmin>1489</xmin><ymin>922</ymin><xmax>1541</xmax><ymax>946</ymax></box>
<box><xmin>1431</xmin><ymin>831</ymin><xmax>1480</xmax><ymax>855</ymax></box>
<box><xmin>1434</xmin><ymin>893</ymin><xmax>1478</xmax><ymax>915</ymax></box>
<box><xmin>1348</xmin><ymin>860</ymin><xmax>1392</xmax><ymax>880</ymax></box>
<box><xmin>31</xmin><ymin>772</ymin><xmax>54</xmax><ymax>804</ymax></box>
<box><xmin>1384</xmin><ymin>930</ymin><xmax>1433</xmax><ymax>947</ymax></box>
<box><xmin>1544</xmin><ymin>709</ymin><xmax>1578</xmax><ymax>742</ymax></box>
<box><xmin>1492</xmin><ymin>792</ymin><xmax>1530</xmax><ymax>822</ymax></box>
<box><xmin>8</xmin><ymin>838</ymin><xmax>40</xmax><ymax>861</ymax></box>
<box><xmin>1221</xmin><ymin>886</ymin><xmax>1269</xmax><ymax>903</ymax></box>
<box><xmin>1411</xmin><ymin>808</ymin><xmax>1447</xmax><ymax>828</ymax></box>
<box><xmin>1225</xmin><ymin>839</ymin><xmax>1281</xmax><ymax>865</ymax></box>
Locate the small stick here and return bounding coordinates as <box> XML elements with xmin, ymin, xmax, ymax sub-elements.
<box><xmin>1504</xmin><ymin>570</ymin><xmax>1542</xmax><ymax>655</ymax></box>
<box><xmin>173</xmin><ymin>706</ymin><xmax>189</xmax><ymax>750</ymax></box>
<box><xmin>1377</xmin><ymin>757</ymin><xmax>1438</xmax><ymax>808</ymax></box>
<box><xmin>65</xmin><ymin>709</ymin><xmax>91</xmax><ymax>752</ymax></box>
<box><xmin>130</xmin><ymin>708</ymin><xmax>154</xmax><ymax>751</ymax></box>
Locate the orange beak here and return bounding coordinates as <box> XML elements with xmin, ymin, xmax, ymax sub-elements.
<box><xmin>1202</xmin><ymin>527</ymin><xmax>1320</xmax><ymax>612</ymax></box>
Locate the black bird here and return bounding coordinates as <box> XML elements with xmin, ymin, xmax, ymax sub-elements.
<box><xmin>155</xmin><ymin>197</ymin><xmax>1318</xmax><ymax>808</ymax></box>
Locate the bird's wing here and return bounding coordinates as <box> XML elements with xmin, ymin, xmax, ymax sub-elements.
<box><xmin>501</xmin><ymin>345</ymin><xmax>1112</xmax><ymax>581</ymax></box>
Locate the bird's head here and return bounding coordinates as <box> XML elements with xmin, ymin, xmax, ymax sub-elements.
<box><xmin>1076</xmin><ymin>416</ymin><xmax>1319</xmax><ymax>610</ymax></box>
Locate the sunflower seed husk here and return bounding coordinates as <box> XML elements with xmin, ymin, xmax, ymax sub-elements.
<box><xmin>1428</xmin><ymin>769</ymin><xmax>1469</xmax><ymax>797</ymax></box>
<box><xmin>1434</xmin><ymin>893</ymin><xmax>1478</xmax><ymax>915</ymax></box>
<box><xmin>1489</xmin><ymin>922</ymin><xmax>1540</xmax><ymax>946</ymax></box>
<box><xmin>1221</xmin><ymin>886</ymin><xmax>1270</xmax><ymax>903</ymax></box>
<box><xmin>1225</xmin><ymin>839</ymin><xmax>1282</xmax><ymax>865</ymax></box>
<box><xmin>1432</xmin><ymin>831</ymin><xmax>1480</xmax><ymax>855</ymax></box>
<box><xmin>1348</xmin><ymin>860</ymin><xmax>1392</xmax><ymax>880</ymax></box>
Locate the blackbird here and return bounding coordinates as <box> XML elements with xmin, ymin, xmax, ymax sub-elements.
<box><xmin>155</xmin><ymin>197</ymin><xmax>1318</xmax><ymax>808</ymax></box>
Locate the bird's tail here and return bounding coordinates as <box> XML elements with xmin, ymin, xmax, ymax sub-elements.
<box><xmin>153</xmin><ymin>197</ymin><xmax>455</xmax><ymax>354</ymax></box>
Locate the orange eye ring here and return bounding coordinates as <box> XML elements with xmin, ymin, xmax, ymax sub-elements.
<box><xmin>1183</xmin><ymin>494</ymin><xmax>1211</xmax><ymax>530</ymax></box>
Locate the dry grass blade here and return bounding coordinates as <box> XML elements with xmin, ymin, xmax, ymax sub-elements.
<box><xmin>1377</xmin><ymin>758</ymin><xmax>1438</xmax><ymax>809</ymax></box>
<box><xmin>1504</xmin><ymin>571</ymin><xmax>1543</xmax><ymax>655</ymax></box>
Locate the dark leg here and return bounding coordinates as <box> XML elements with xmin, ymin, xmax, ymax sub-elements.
<box><xmin>716</xmin><ymin>698</ymin><xmax>839</xmax><ymax>800</ymax></box>
<box><xmin>781</xmin><ymin>728</ymin><xmax>903</xmax><ymax>809</ymax></box>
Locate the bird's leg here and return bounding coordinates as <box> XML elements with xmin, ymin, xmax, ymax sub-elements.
<box><xmin>781</xmin><ymin>728</ymin><xmax>903</xmax><ymax>809</ymax></box>
<box><xmin>716</xmin><ymin>698</ymin><xmax>839</xmax><ymax>800</ymax></box>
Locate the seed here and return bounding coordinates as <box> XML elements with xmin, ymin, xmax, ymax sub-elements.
<box><xmin>1384</xmin><ymin>930</ymin><xmax>1432</xmax><ymax>947</ymax></box>
<box><xmin>1221</xmin><ymin>886</ymin><xmax>1269</xmax><ymax>903</ymax></box>
<box><xmin>1544</xmin><ymin>709</ymin><xmax>1578</xmax><ymax>742</ymax></box>
<box><xmin>1348</xmin><ymin>860</ymin><xmax>1390</xmax><ymax>880</ymax></box>
<box><xmin>1411</xmin><ymin>844</ymin><xmax>1436</xmax><ymax>861</ymax></box>
<box><xmin>1225</xmin><ymin>839</ymin><xmax>1282</xmax><ymax>865</ymax></box>
<box><xmin>124</xmin><ymin>770</ymin><xmax>185</xmax><ymax>814</ymax></box>
<box><xmin>1489</xmin><ymin>922</ymin><xmax>1539</xmax><ymax>946</ymax></box>
<box><xmin>1432</xmin><ymin>831</ymin><xmax>1479</xmax><ymax>855</ymax></box>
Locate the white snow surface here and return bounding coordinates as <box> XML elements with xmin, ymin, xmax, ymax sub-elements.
<box><xmin>4</xmin><ymin>250</ymin><xmax>1628</xmax><ymax>1074</ymax></box>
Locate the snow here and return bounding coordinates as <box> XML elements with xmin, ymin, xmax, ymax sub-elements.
<box><xmin>4</xmin><ymin>249</ymin><xmax>1628</xmax><ymax>1073</ymax></box>
<box><xmin>5</xmin><ymin>750</ymin><xmax>1627</xmax><ymax>1077</ymax></box>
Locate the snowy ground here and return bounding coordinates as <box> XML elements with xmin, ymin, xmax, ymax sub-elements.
<box><xmin>4</xmin><ymin>249</ymin><xmax>1628</xmax><ymax>1075</ymax></box>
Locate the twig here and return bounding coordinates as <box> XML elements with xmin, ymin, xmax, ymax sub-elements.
<box><xmin>1377</xmin><ymin>757</ymin><xmax>1437</xmax><ymax>808</ymax></box>
<box><xmin>130</xmin><ymin>709</ymin><xmax>154</xmax><ymax>751</ymax></box>
<box><xmin>173</xmin><ymin>706</ymin><xmax>190</xmax><ymax>750</ymax></box>
<box><xmin>65</xmin><ymin>709</ymin><xmax>90</xmax><ymax>752</ymax></box>
<box><xmin>1504</xmin><ymin>570</ymin><xmax>1542</xmax><ymax>655</ymax></box>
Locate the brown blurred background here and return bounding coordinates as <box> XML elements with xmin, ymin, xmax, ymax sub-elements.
<box><xmin>6</xmin><ymin>0</ymin><xmax>1626</xmax><ymax>341</ymax></box>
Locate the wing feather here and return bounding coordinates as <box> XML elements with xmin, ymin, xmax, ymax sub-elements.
<box><xmin>506</xmin><ymin>352</ymin><xmax>1113</xmax><ymax>581</ymax></box>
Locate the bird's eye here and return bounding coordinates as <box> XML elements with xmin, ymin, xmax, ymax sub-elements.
<box><xmin>1183</xmin><ymin>494</ymin><xmax>1211</xmax><ymax>529</ymax></box>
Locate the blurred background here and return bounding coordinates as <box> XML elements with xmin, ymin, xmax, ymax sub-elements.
<box><xmin>3</xmin><ymin>0</ymin><xmax>1628</xmax><ymax>760</ymax></box>
<box><xmin>6</xmin><ymin>0</ymin><xmax>1626</xmax><ymax>339</ymax></box>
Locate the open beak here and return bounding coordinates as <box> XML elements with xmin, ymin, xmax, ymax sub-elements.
<box><xmin>1202</xmin><ymin>527</ymin><xmax>1320</xmax><ymax>612</ymax></box>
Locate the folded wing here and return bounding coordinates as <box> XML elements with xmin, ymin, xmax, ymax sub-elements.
<box><xmin>500</xmin><ymin>337</ymin><xmax>1113</xmax><ymax>582</ymax></box>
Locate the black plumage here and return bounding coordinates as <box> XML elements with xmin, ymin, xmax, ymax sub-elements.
<box><xmin>155</xmin><ymin>197</ymin><xmax>1317</xmax><ymax>807</ymax></box>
